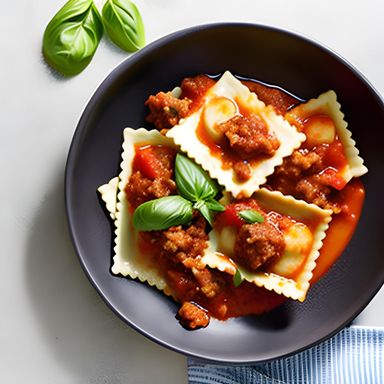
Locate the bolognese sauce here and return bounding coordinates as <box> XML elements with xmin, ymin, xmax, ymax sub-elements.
<box><xmin>124</xmin><ymin>74</ymin><xmax>366</xmax><ymax>329</ymax></box>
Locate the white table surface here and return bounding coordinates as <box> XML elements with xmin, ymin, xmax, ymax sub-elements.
<box><xmin>1</xmin><ymin>0</ymin><xmax>383</xmax><ymax>382</ymax></box>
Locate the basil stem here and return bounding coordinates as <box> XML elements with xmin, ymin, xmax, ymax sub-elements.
<box><xmin>102</xmin><ymin>0</ymin><xmax>145</xmax><ymax>52</ymax></box>
<box><xmin>238</xmin><ymin>209</ymin><xmax>264</xmax><ymax>224</ymax></box>
<box><xmin>133</xmin><ymin>195</ymin><xmax>193</xmax><ymax>231</ymax></box>
<box><xmin>43</xmin><ymin>0</ymin><xmax>103</xmax><ymax>76</ymax></box>
<box><xmin>194</xmin><ymin>201</ymin><xmax>214</xmax><ymax>226</ymax></box>
<box><xmin>233</xmin><ymin>269</ymin><xmax>244</xmax><ymax>287</ymax></box>
<box><xmin>175</xmin><ymin>154</ymin><xmax>219</xmax><ymax>202</ymax></box>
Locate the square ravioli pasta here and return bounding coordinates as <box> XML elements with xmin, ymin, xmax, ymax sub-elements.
<box><xmin>166</xmin><ymin>71</ymin><xmax>306</xmax><ymax>198</ymax></box>
<box><xmin>264</xmin><ymin>90</ymin><xmax>368</xmax><ymax>214</ymax></box>
<box><xmin>201</xmin><ymin>189</ymin><xmax>333</xmax><ymax>301</ymax></box>
<box><xmin>98</xmin><ymin>128</ymin><xmax>180</xmax><ymax>297</ymax></box>
<box><xmin>285</xmin><ymin>90</ymin><xmax>367</xmax><ymax>182</ymax></box>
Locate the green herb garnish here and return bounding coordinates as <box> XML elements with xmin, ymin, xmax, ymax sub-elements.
<box><xmin>133</xmin><ymin>154</ymin><xmax>224</xmax><ymax>231</ymax></box>
<box><xmin>102</xmin><ymin>0</ymin><xmax>145</xmax><ymax>52</ymax></box>
<box><xmin>238</xmin><ymin>209</ymin><xmax>264</xmax><ymax>224</ymax></box>
<box><xmin>204</xmin><ymin>199</ymin><xmax>226</xmax><ymax>213</ymax></box>
<box><xmin>133</xmin><ymin>195</ymin><xmax>193</xmax><ymax>231</ymax></box>
<box><xmin>233</xmin><ymin>269</ymin><xmax>244</xmax><ymax>287</ymax></box>
<box><xmin>43</xmin><ymin>0</ymin><xmax>103</xmax><ymax>76</ymax></box>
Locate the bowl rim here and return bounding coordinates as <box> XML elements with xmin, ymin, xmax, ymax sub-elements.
<box><xmin>65</xmin><ymin>22</ymin><xmax>384</xmax><ymax>364</ymax></box>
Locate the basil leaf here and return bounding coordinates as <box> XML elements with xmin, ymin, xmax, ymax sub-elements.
<box><xmin>102</xmin><ymin>0</ymin><xmax>145</xmax><ymax>52</ymax></box>
<box><xmin>205</xmin><ymin>199</ymin><xmax>225</xmax><ymax>212</ymax></box>
<box><xmin>175</xmin><ymin>154</ymin><xmax>219</xmax><ymax>202</ymax></box>
<box><xmin>233</xmin><ymin>269</ymin><xmax>244</xmax><ymax>287</ymax></box>
<box><xmin>133</xmin><ymin>195</ymin><xmax>193</xmax><ymax>231</ymax></box>
<box><xmin>238</xmin><ymin>209</ymin><xmax>264</xmax><ymax>224</ymax></box>
<box><xmin>43</xmin><ymin>0</ymin><xmax>103</xmax><ymax>76</ymax></box>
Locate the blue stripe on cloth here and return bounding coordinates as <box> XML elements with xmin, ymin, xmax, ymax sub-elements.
<box><xmin>188</xmin><ymin>326</ymin><xmax>384</xmax><ymax>384</ymax></box>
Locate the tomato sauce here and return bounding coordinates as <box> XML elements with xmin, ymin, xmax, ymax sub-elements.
<box><xmin>180</xmin><ymin>74</ymin><xmax>216</xmax><ymax>113</ymax></box>
<box><xmin>241</xmin><ymin>79</ymin><xmax>299</xmax><ymax>115</ymax></box>
<box><xmin>312</xmin><ymin>179</ymin><xmax>365</xmax><ymax>282</ymax></box>
<box><xmin>198</xmin><ymin>275</ymin><xmax>287</xmax><ymax>320</ymax></box>
<box><xmin>131</xmin><ymin>76</ymin><xmax>366</xmax><ymax>323</ymax></box>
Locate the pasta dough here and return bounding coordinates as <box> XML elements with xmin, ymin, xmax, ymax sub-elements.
<box><xmin>166</xmin><ymin>71</ymin><xmax>306</xmax><ymax>197</ymax></box>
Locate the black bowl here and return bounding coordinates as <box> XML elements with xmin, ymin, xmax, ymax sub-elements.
<box><xmin>65</xmin><ymin>23</ymin><xmax>384</xmax><ymax>363</ymax></box>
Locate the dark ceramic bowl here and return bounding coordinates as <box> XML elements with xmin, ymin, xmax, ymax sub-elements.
<box><xmin>65</xmin><ymin>23</ymin><xmax>384</xmax><ymax>363</ymax></box>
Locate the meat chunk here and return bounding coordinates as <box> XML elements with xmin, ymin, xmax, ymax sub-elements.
<box><xmin>296</xmin><ymin>175</ymin><xmax>341</xmax><ymax>213</ymax></box>
<box><xmin>125</xmin><ymin>146</ymin><xmax>177</xmax><ymax>208</ymax></box>
<box><xmin>275</xmin><ymin>149</ymin><xmax>324</xmax><ymax>178</ymax></box>
<box><xmin>177</xmin><ymin>301</ymin><xmax>210</xmax><ymax>329</ymax></box>
<box><xmin>267</xmin><ymin>146</ymin><xmax>341</xmax><ymax>213</ymax></box>
<box><xmin>158</xmin><ymin>215</ymin><xmax>209</xmax><ymax>264</ymax></box>
<box><xmin>219</xmin><ymin>114</ymin><xmax>280</xmax><ymax>157</ymax></box>
<box><xmin>145</xmin><ymin>91</ymin><xmax>191</xmax><ymax>131</ymax></box>
<box><xmin>234</xmin><ymin>222</ymin><xmax>285</xmax><ymax>270</ymax></box>
<box><xmin>125</xmin><ymin>173</ymin><xmax>176</xmax><ymax>208</ymax></box>
<box><xmin>191</xmin><ymin>267</ymin><xmax>222</xmax><ymax>298</ymax></box>
<box><xmin>151</xmin><ymin>215</ymin><xmax>224</xmax><ymax>299</ymax></box>
<box><xmin>181</xmin><ymin>75</ymin><xmax>216</xmax><ymax>102</ymax></box>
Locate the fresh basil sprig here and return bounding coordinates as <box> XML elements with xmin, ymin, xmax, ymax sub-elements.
<box><xmin>193</xmin><ymin>199</ymin><xmax>225</xmax><ymax>226</ymax></box>
<box><xmin>132</xmin><ymin>155</ymin><xmax>224</xmax><ymax>231</ymax></box>
<box><xmin>43</xmin><ymin>0</ymin><xmax>103</xmax><ymax>76</ymax></box>
<box><xmin>175</xmin><ymin>154</ymin><xmax>224</xmax><ymax>225</ymax></box>
<box><xmin>192</xmin><ymin>201</ymin><xmax>213</xmax><ymax>226</ymax></box>
<box><xmin>238</xmin><ymin>209</ymin><xmax>264</xmax><ymax>224</ymax></box>
<box><xmin>102</xmin><ymin>0</ymin><xmax>145</xmax><ymax>52</ymax></box>
<box><xmin>233</xmin><ymin>269</ymin><xmax>244</xmax><ymax>288</ymax></box>
<box><xmin>133</xmin><ymin>196</ymin><xmax>193</xmax><ymax>231</ymax></box>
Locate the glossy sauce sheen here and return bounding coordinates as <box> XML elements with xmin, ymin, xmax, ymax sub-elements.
<box><xmin>312</xmin><ymin>179</ymin><xmax>365</xmax><ymax>282</ymax></box>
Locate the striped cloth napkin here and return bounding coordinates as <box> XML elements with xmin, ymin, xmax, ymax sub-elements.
<box><xmin>188</xmin><ymin>326</ymin><xmax>383</xmax><ymax>384</ymax></box>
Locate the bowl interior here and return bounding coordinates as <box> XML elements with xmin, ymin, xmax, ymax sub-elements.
<box><xmin>66</xmin><ymin>24</ymin><xmax>384</xmax><ymax>363</ymax></box>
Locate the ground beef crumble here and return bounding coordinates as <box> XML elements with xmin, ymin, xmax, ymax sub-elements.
<box><xmin>148</xmin><ymin>214</ymin><xmax>222</xmax><ymax>299</ymax></box>
<box><xmin>180</xmin><ymin>74</ymin><xmax>216</xmax><ymax>102</ymax></box>
<box><xmin>267</xmin><ymin>146</ymin><xmax>341</xmax><ymax>213</ymax></box>
<box><xmin>145</xmin><ymin>75</ymin><xmax>215</xmax><ymax>132</ymax></box>
<box><xmin>177</xmin><ymin>301</ymin><xmax>210</xmax><ymax>329</ymax></box>
<box><xmin>152</xmin><ymin>215</ymin><xmax>209</xmax><ymax>265</ymax></box>
<box><xmin>218</xmin><ymin>114</ymin><xmax>280</xmax><ymax>181</ymax></box>
<box><xmin>145</xmin><ymin>92</ymin><xmax>192</xmax><ymax>131</ymax></box>
<box><xmin>234</xmin><ymin>222</ymin><xmax>286</xmax><ymax>270</ymax></box>
<box><xmin>219</xmin><ymin>114</ymin><xmax>280</xmax><ymax>158</ymax></box>
<box><xmin>125</xmin><ymin>146</ymin><xmax>177</xmax><ymax>208</ymax></box>
<box><xmin>140</xmin><ymin>213</ymin><xmax>220</xmax><ymax>328</ymax></box>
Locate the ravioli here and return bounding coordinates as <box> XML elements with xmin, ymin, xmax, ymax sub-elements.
<box><xmin>285</xmin><ymin>90</ymin><xmax>368</xmax><ymax>182</ymax></box>
<box><xmin>202</xmin><ymin>189</ymin><xmax>332</xmax><ymax>301</ymax></box>
<box><xmin>97</xmin><ymin>72</ymin><xmax>367</xmax><ymax>329</ymax></box>
<box><xmin>166</xmin><ymin>71</ymin><xmax>306</xmax><ymax>197</ymax></box>
<box><xmin>101</xmin><ymin>128</ymin><xmax>178</xmax><ymax>297</ymax></box>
